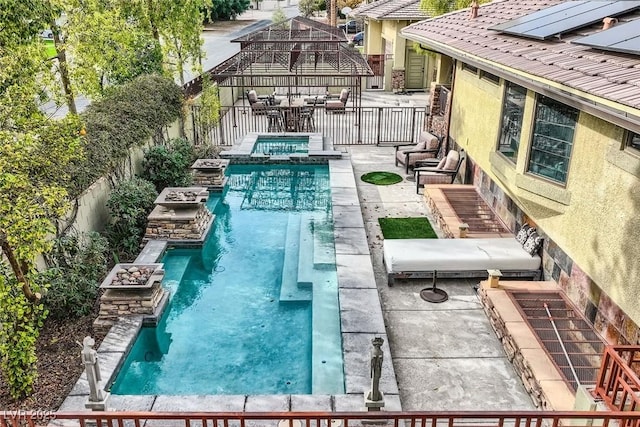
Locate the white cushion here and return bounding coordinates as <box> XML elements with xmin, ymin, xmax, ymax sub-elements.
<box><xmin>420</xmin><ymin>131</ymin><xmax>440</xmax><ymax>150</ymax></box>
<box><xmin>383</xmin><ymin>238</ymin><xmax>542</xmax><ymax>274</ymax></box>
<box><xmin>436</xmin><ymin>157</ymin><xmax>447</xmax><ymax>169</ymax></box>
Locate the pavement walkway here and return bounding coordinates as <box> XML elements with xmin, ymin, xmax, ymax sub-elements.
<box><xmin>346</xmin><ymin>144</ymin><xmax>536</xmax><ymax>411</ymax></box>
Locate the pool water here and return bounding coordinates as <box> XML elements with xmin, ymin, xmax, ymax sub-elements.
<box><xmin>252</xmin><ymin>136</ymin><xmax>309</xmax><ymax>155</ymax></box>
<box><xmin>110</xmin><ymin>164</ymin><xmax>344</xmax><ymax>395</ymax></box>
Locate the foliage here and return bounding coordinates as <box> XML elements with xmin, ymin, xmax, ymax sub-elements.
<box><xmin>40</xmin><ymin>232</ymin><xmax>109</xmax><ymax>319</ymax></box>
<box><xmin>198</xmin><ymin>75</ymin><xmax>221</xmax><ymax>128</ymax></box>
<box><xmin>71</xmin><ymin>74</ymin><xmax>183</xmax><ymax>196</ymax></box>
<box><xmin>419</xmin><ymin>0</ymin><xmax>486</xmax><ymax>16</ymax></box>
<box><xmin>298</xmin><ymin>0</ymin><xmax>316</xmax><ymax>17</ymax></box>
<box><xmin>64</xmin><ymin>0</ymin><xmax>164</xmax><ymax>98</ymax></box>
<box><xmin>0</xmin><ymin>266</ymin><xmax>47</xmax><ymax>400</ymax></box>
<box><xmin>272</xmin><ymin>7</ymin><xmax>288</xmax><ymax>24</ymax></box>
<box><xmin>336</xmin><ymin>0</ymin><xmax>361</xmax><ymax>13</ymax></box>
<box><xmin>141</xmin><ymin>138</ymin><xmax>195</xmax><ymax>192</ymax></box>
<box><xmin>105</xmin><ymin>177</ymin><xmax>158</xmax><ymax>261</ymax></box>
<box><xmin>203</xmin><ymin>0</ymin><xmax>250</xmax><ymax>21</ymax></box>
<box><xmin>194</xmin><ymin>143</ymin><xmax>223</xmax><ymax>159</ymax></box>
<box><xmin>157</xmin><ymin>0</ymin><xmax>211</xmax><ymax>86</ymax></box>
<box><xmin>0</xmin><ymin>0</ymin><xmax>50</xmax><ymax>48</ymax></box>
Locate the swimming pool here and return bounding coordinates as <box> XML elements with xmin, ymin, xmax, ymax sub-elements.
<box><xmin>110</xmin><ymin>164</ymin><xmax>344</xmax><ymax>396</ymax></box>
<box><xmin>251</xmin><ymin>136</ymin><xmax>309</xmax><ymax>155</ymax></box>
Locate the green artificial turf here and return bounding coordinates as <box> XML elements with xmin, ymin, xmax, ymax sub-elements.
<box><xmin>378</xmin><ymin>217</ymin><xmax>438</xmax><ymax>239</ymax></box>
<box><xmin>360</xmin><ymin>171</ymin><xmax>403</xmax><ymax>185</ymax></box>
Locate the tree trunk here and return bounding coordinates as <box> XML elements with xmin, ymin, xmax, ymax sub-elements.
<box><xmin>50</xmin><ymin>20</ymin><xmax>77</xmax><ymax>115</ymax></box>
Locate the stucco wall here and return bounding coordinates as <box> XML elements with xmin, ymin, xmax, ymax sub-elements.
<box><xmin>449</xmin><ymin>62</ymin><xmax>640</xmax><ymax>333</ymax></box>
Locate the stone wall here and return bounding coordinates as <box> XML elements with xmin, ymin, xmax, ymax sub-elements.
<box><xmin>471</xmin><ymin>161</ymin><xmax>640</xmax><ymax>347</ymax></box>
<box><xmin>143</xmin><ymin>204</ymin><xmax>213</xmax><ymax>242</ymax></box>
<box><xmin>392</xmin><ymin>69</ymin><xmax>405</xmax><ymax>91</ymax></box>
<box><xmin>95</xmin><ymin>281</ymin><xmax>166</xmax><ymax>331</ymax></box>
<box><xmin>192</xmin><ymin>170</ymin><xmax>227</xmax><ymax>190</ymax></box>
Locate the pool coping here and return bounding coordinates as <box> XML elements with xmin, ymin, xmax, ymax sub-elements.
<box><xmin>59</xmin><ymin>157</ymin><xmax>400</xmax><ymax>413</ymax></box>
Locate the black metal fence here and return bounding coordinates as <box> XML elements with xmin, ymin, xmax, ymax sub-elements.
<box><xmin>191</xmin><ymin>105</ymin><xmax>426</xmax><ymax>146</ymax></box>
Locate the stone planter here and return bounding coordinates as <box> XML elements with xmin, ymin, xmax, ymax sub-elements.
<box><xmin>155</xmin><ymin>187</ymin><xmax>209</xmax><ymax>210</ymax></box>
<box><xmin>100</xmin><ymin>263</ymin><xmax>164</xmax><ymax>289</ymax></box>
<box><xmin>191</xmin><ymin>159</ymin><xmax>229</xmax><ymax>191</ymax></box>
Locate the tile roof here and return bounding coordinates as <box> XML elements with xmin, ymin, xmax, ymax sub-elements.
<box><xmin>402</xmin><ymin>0</ymin><xmax>640</xmax><ymax>111</ymax></box>
<box><xmin>353</xmin><ymin>0</ymin><xmax>431</xmax><ymax>21</ymax></box>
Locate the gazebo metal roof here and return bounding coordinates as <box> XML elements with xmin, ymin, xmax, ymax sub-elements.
<box><xmin>204</xmin><ymin>17</ymin><xmax>373</xmax><ymax>99</ymax></box>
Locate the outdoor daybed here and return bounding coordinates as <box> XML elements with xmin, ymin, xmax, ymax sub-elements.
<box><xmin>383</xmin><ymin>237</ymin><xmax>541</xmax><ymax>285</ymax></box>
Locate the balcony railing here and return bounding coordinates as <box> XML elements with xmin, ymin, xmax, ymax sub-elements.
<box><xmin>8</xmin><ymin>410</ymin><xmax>640</xmax><ymax>427</ymax></box>
<box><xmin>595</xmin><ymin>345</ymin><xmax>640</xmax><ymax>412</ymax></box>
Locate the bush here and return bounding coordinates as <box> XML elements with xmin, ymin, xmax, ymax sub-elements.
<box><xmin>141</xmin><ymin>138</ymin><xmax>195</xmax><ymax>192</ymax></box>
<box><xmin>194</xmin><ymin>143</ymin><xmax>223</xmax><ymax>159</ymax></box>
<box><xmin>105</xmin><ymin>177</ymin><xmax>158</xmax><ymax>261</ymax></box>
<box><xmin>70</xmin><ymin>74</ymin><xmax>184</xmax><ymax>197</ymax></box>
<box><xmin>40</xmin><ymin>232</ymin><xmax>110</xmax><ymax>319</ymax></box>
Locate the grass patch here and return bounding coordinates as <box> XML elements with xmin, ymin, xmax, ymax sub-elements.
<box><xmin>361</xmin><ymin>171</ymin><xmax>403</xmax><ymax>185</ymax></box>
<box><xmin>378</xmin><ymin>217</ymin><xmax>438</xmax><ymax>239</ymax></box>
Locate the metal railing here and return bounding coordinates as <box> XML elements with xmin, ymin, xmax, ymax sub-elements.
<box><xmin>595</xmin><ymin>345</ymin><xmax>640</xmax><ymax>411</ymax></box>
<box><xmin>190</xmin><ymin>105</ymin><xmax>426</xmax><ymax>146</ymax></box>
<box><xmin>7</xmin><ymin>410</ymin><xmax>640</xmax><ymax>427</ymax></box>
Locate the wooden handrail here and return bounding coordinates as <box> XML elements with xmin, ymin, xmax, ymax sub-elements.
<box><xmin>595</xmin><ymin>345</ymin><xmax>640</xmax><ymax>411</ymax></box>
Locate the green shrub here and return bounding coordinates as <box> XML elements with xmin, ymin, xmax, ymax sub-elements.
<box><xmin>106</xmin><ymin>177</ymin><xmax>158</xmax><ymax>261</ymax></box>
<box><xmin>40</xmin><ymin>232</ymin><xmax>110</xmax><ymax>319</ymax></box>
<box><xmin>70</xmin><ymin>74</ymin><xmax>184</xmax><ymax>197</ymax></box>
<box><xmin>194</xmin><ymin>143</ymin><xmax>223</xmax><ymax>159</ymax></box>
<box><xmin>141</xmin><ymin>138</ymin><xmax>195</xmax><ymax>192</ymax></box>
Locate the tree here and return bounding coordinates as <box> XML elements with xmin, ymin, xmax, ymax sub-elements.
<box><xmin>0</xmin><ymin>113</ymin><xmax>84</xmax><ymax>399</ymax></box>
<box><xmin>64</xmin><ymin>0</ymin><xmax>163</xmax><ymax>98</ymax></box>
<box><xmin>272</xmin><ymin>7</ymin><xmax>287</xmax><ymax>24</ymax></box>
<box><xmin>298</xmin><ymin>0</ymin><xmax>316</xmax><ymax>17</ymax></box>
<box><xmin>419</xmin><ymin>0</ymin><xmax>486</xmax><ymax>16</ymax></box>
<box><xmin>203</xmin><ymin>0</ymin><xmax>251</xmax><ymax>21</ymax></box>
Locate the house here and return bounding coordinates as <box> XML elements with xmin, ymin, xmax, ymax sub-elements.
<box><xmin>352</xmin><ymin>0</ymin><xmax>432</xmax><ymax>91</ymax></box>
<box><xmin>401</xmin><ymin>0</ymin><xmax>640</xmax><ymax>345</ymax></box>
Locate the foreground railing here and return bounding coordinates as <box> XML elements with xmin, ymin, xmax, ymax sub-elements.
<box><xmin>6</xmin><ymin>411</ymin><xmax>640</xmax><ymax>427</ymax></box>
<box><xmin>191</xmin><ymin>105</ymin><xmax>426</xmax><ymax>146</ymax></box>
<box><xmin>596</xmin><ymin>345</ymin><xmax>640</xmax><ymax>411</ymax></box>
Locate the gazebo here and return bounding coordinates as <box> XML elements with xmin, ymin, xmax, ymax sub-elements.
<box><xmin>204</xmin><ymin>16</ymin><xmax>374</xmax><ymax>110</ymax></box>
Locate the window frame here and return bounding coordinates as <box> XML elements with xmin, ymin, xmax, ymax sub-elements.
<box><xmin>624</xmin><ymin>130</ymin><xmax>640</xmax><ymax>156</ymax></box>
<box><xmin>497</xmin><ymin>81</ymin><xmax>527</xmax><ymax>163</ymax></box>
<box><xmin>461</xmin><ymin>63</ymin><xmax>478</xmax><ymax>75</ymax></box>
<box><xmin>480</xmin><ymin>70</ymin><xmax>500</xmax><ymax>85</ymax></box>
<box><xmin>526</xmin><ymin>95</ymin><xmax>579</xmax><ymax>186</ymax></box>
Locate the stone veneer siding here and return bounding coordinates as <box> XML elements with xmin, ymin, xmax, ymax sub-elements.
<box><xmin>143</xmin><ymin>204</ymin><xmax>213</xmax><ymax>242</ymax></box>
<box><xmin>392</xmin><ymin>69</ymin><xmax>405</xmax><ymax>91</ymax></box>
<box><xmin>468</xmin><ymin>158</ymin><xmax>640</xmax><ymax>346</ymax></box>
<box><xmin>95</xmin><ymin>281</ymin><xmax>166</xmax><ymax>331</ymax></box>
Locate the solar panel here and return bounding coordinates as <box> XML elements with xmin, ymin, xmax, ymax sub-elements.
<box><xmin>573</xmin><ymin>19</ymin><xmax>640</xmax><ymax>55</ymax></box>
<box><xmin>488</xmin><ymin>1</ymin><xmax>640</xmax><ymax>40</ymax></box>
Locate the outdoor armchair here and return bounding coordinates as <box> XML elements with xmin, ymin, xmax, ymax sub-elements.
<box><xmin>414</xmin><ymin>149</ymin><xmax>466</xmax><ymax>193</ymax></box>
<box><xmin>325</xmin><ymin>88</ymin><xmax>350</xmax><ymax>113</ymax></box>
<box><xmin>395</xmin><ymin>131</ymin><xmax>442</xmax><ymax>174</ymax></box>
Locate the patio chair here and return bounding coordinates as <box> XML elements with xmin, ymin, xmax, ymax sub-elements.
<box><xmin>300</xmin><ymin>97</ymin><xmax>317</xmax><ymax>131</ymax></box>
<box><xmin>266</xmin><ymin>108</ymin><xmax>284</xmax><ymax>132</ymax></box>
<box><xmin>325</xmin><ymin>88</ymin><xmax>350</xmax><ymax>114</ymax></box>
<box><xmin>414</xmin><ymin>149</ymin><xmax>466</xmax><ymax>193</ymax></box>
<box><xmin>395</xmin><ymin>131</ymin><xmax>443</xmax><ymax>174</ymax></box>
<box><xmin>246</xmin><ymin>90</ymin><xmax>268</xmax><ymax>115</ymax></box>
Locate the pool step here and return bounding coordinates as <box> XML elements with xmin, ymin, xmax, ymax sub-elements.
<box><xmin>297</xmin><ymin>214</ymin><xmax>316</xmax><ymax>288</ymax></box>
<box><xmin>312</xmin><ymin>219</ymin><xmax>336</xmax><ymax>269</ymax></box>
<box><xmin>161</xmin><ymin>254</ymin><xmax>192</xmax><ymax>294</ymax></box>
<box><xmin>280</xmin><ymin>214</ymin><xmax>312</xmax><ymax>302</ymax></box>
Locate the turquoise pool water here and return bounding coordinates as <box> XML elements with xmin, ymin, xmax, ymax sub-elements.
<box><xmin>110</xmin><ymin>164</ymin><xmax>344</xmax><ymax>395</ymax></box>
<box><xmin>252</xmin><ymin>136</ymin><xmax>309</xmax><ymax>155</ymax></box>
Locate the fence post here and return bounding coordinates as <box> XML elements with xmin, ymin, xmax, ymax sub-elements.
<box><xmin>219</xmin><ymin>111</ymin><xmax>226</xmax><ymax>146</ymax></box>
<box><xmin>376</xmin><ymin>107</ymin><xmax>383</xmax><ymax>146</ymax></box>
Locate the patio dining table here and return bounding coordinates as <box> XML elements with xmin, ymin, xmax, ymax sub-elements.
<box><xmin>279</xmin><ymin>98</ymin><xmax>305</xmax><ymax>131</ymax></box>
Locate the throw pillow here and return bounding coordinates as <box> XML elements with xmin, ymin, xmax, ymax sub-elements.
<box><xmin>426</xmin><ymin>136</ymin><xmax>440</xmax><ymax>150</ymax></box>
<box><xmin>413</xmin><ymin>141</ymin><xmax>427</xmax><ymax>151</ymax></box>
<box><xmin>443</xmin><ymin>150</ymin><xmax>460</xmax><ymax>170</ymax></box>
<box><xmin>515</xmin><ymin>224</ymin><xmax>530</xmax><ymax>245</ymax></box>
<box><xmin>523</xmin><ymin>231</ymin><xmax>543</xmax><ymax>256</ymax></box>
<box><xmin>526</xmin><ymin>226</ymin><xmax>537</xmax><ymax>236</ymax></box>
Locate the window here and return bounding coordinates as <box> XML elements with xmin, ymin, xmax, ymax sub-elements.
<box><xmin>480</xmin><ymin>71</ymin><xmax>500</xmax><ymax>84</ymax></box>
<box><xmin>527</xmin><ymin>95</ymin><xmax>578</xmax><ymax>184</ymax></box>
<box><xmin>626</xmin><ymin>131</ymin><xmax>640</xmax><ymax>155</ymax></box>
<box><xmin>461</xmin><ymin>63</ymin><xmax>478</xmax><ymax>74</ymax></box>
<box><xmin>497</xmin><ymin>82</ymin><xmax>527</xmax><ymax>161</ymax></box>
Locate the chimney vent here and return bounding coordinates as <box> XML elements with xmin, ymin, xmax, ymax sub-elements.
<box><xmin>602</xmin><ymin>17</ymin><xmax>618</xmax><ymax>30</ymax></box>
<box><xmin>470</xmin><ymin>0</ymin><xmax>479</xmax><ymax>19</ymax></box>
